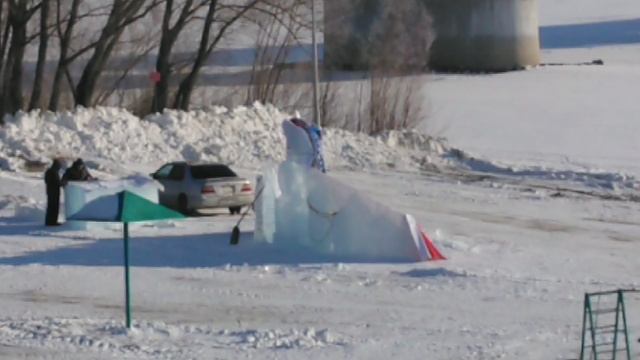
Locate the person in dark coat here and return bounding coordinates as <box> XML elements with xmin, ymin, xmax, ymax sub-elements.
<box><xmin>44</xmin><ymin>159</ymin><xmax>63</xmax><ymax>226</ymax></box>
<box><xmin>61</xmin><ymin>158</ymin><xmax>95</xmax><ymax>186</ymax></box>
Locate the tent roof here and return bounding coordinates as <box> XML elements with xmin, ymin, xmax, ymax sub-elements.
<box><xmin>68</xmin><ymin>191</ymin><xmax>185</xmax><ymax>223</ymax></box>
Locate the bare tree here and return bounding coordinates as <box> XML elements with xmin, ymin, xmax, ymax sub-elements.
<box><xmin>173</xmin><ymin>0</ymin><xmax>261</xmax><ymax>110</ymax></box>
<box><xmin>94</xmin><ymin>38</ymin><xmax>157</xmax><ymax>108</ymax></box>
<box><xmin>74</xmin><ymin>0</ymin><xmax>161</xmax><ymax>107</ymax></box>
<box><xmin>49</xmin><ymin>0</ymin><xmax>83</xmax><ymax>111</ymax></box>
<box><xmin>1</xmin><ymin>0</ymin><xmax>40</xmax><ymax>115</ymax></box>
<box><xmin>0</xmin><ymin>2</ymin><xmax>7</xmax><ymax>122</ymax></box>
<box><xmin>29</xmin><ymin>0</ymin><xmax>50</xmax><ymax>110</ymax></box>
<box><xmin>364</xmin><ymin>1</ymin><xmax>433</xmax><ymax>133</ymax></box>
<box><xmin>0</xmin><ymin>2</ymin><xmax>10</xmax><ymax>89</ymax></box>
<box><xmin>366</xmin><ymin>75</ymin><xmax>426</xmax><ymax>134</ymax></box>
<box><xmin>245</xmin><ymin>0</ymin><xmax>305</xmax><ymax>106</ymax></box>
<box><xmin>317</xmin><ymin>0</ymin><xmax>434</xmax><ymax>134</ymax></box>
<box><xmin>152</xmin><ymin>0</ymin><xmax>207</xmax><ymax>113</ymax></box>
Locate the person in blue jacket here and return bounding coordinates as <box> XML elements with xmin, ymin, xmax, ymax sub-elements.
<box><xmin>290</xmin><ymin>118</ymin><xmax>326</xmax><ymax>173</ymax></box>
<box><xmin>308</xmin><ymin>124</ymin><xmax>326</xmax><ymax>173</ymax></box>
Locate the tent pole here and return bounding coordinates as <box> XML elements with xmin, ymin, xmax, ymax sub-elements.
<box><xmin>124</xmin><ymin>222</ymin><xmax>132</xmax><ymax>329</ymax></box>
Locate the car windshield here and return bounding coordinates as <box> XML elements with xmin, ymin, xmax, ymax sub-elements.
<box><xmin>190</xmin><ymin>165</ymin><xmax>237</xmax><ymax>179</ymax></box>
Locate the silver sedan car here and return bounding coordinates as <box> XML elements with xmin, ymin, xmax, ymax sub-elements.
<box><xmin>151</xmin><ymin>162</ymin><xmax>254</xmax><ymax>214</ymax></box>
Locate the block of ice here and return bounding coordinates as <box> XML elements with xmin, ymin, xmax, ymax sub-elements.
<box><xmin>283</xmin><ymin>120</ymin><xmax>315</xmax><ymax>167</ymax></box>
<box><xmin>253</xmin><ymin>167</ymin><xmax>281</xmax><ymax>244</ymax></box>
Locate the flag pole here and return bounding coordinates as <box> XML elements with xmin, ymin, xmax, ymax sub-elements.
<box><xmin>311</xmin><ymin>0</ymin><xmax>321</xmax><ymax>128</ymax></box>
<box><xmin>123</xmin><ymin>222</ymin><xmax>132</xmax><ymax>329</ymax></box>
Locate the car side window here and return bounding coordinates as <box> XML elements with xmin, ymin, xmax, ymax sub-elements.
<box><xmin>169</xmin><ymin>165</ymin><xmax>186</xmax><ymax>181</ymax></box>
<box><xmin>155</xmin><ymin>165</ymin><xmax>173</xmax><ymax>179</ymax></box>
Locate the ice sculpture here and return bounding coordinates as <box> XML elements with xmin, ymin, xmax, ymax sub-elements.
<box><xmin>253</xmin><ymin>119</ymin><xmax>445</xmax><ymax>262</ymax></box>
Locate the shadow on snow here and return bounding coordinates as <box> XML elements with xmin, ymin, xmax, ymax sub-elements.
<box><xmin>0</xmin><ymin>221</ymin><xmax>421</xmax><ymax>268</ymax></box>
<box><xmin>398</xmin><ymin>268</ymin><xmax>467</xmax><ymax>278</ymax></box>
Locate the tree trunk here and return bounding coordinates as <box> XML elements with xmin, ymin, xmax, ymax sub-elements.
<box><xmin>0</xmin><ymin>5</ymin><xmax>11</xmax><ymax>119</ymax></box>
<box><xmin>0</xmin><ymin>3</ymin><xmax>7</xmax><ymax>81</ymax></box>
<box><xmin>174</xmin><ymin>70</ymin><xmax>198</xmax><ymax>110</ymax></box>
<box><xmin>173</xmin><ymin>0</ymin><xmax>217</xmax><ymax>110</ymax></box>
<box><xmin>152</xmin><ymin>0</ymin><xmax>196</xmax><ymax>113</ymax></box>
<box><xmin>173</xmin><ymin>0</ymin><xmax>259</xmax><ymax>110</ymax></box>
<box><xmin>153</xmin><ymin>0</ymin><xmax>175</xmax><ymax>113</ymax></box>
<box><xmin>153</xmin><ymin>42</ymin><xmax>172</xmax><ymax>112</ymax></box>
<box><xmin>8</xmin><ymin>23</ymin><xmax>26</xmax><ymax>113</ymax></box>
<box><xmin>48</xmin><ymin>61</ymin><xmax>67</xmax><ymax>111</ymax></box>
<box><xmin>29</xmin><ymin>0</ymin><xmax>50</xmax><ymax>110</ymax></box>
<box><xmin>2</xmin><ymin>1</ymin><xmax>28</xmax><ymax>115</ymax></box>
<box><xmin>74</xmin><ymin>38</ymin><xmax>118</xmax><ymax>107</ymax></box>
<box><xmin>49</xmin><ymin>0</ymin><xmax>80</xmax><ymax>111</ymax></box>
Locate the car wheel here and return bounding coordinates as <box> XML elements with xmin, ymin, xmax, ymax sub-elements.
<box><xmin>178</xmin><ymin>194</ymin><xmax>190</xmax><ymax>215</ymax></box>
<box><xmin>229</xmin><ymin>206</ymin><xmax>241</xmax><ymax>215</ymax></box>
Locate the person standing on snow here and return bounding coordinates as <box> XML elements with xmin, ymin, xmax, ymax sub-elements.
<box><xmin>44</xmin><ymin>159</ymin><xmax>63</xmax><ymax>226</ymax></box>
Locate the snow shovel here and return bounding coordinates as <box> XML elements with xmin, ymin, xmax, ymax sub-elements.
<box><xmin>230</xmin><ymin>185</ymin><xmax>264</xmax><ymax>245</ymax></box>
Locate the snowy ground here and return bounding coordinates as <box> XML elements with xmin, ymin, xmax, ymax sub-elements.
<box><xmin>1</xmin><ymin>1</ymin><xmax>640</xmax><ymax>359</ymax></box>
<box><xmin>1</xmin><ymin>166</ymin><xmax>639</xmax><ymax>359</ymax></box>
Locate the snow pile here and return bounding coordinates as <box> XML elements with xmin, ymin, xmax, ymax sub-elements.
<box><xmin>0</xmin><ymin>103</ymin><xmax>637</xmax><ymax>192</ymax></box>
<box><xmin>0</xmin><ymin>104</ymin><xmax>448</xmax><ymax>173</ymax></box>
<box><xmin>0</xmin><ymin>107</ymin><xmax>168</xmax><ymax>172</ymax></box>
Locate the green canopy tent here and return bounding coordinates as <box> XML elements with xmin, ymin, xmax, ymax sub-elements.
<box><xmin>68</xmin><ymin>190</ymin><xmax>185</xmax><ymax>328</ymax></box>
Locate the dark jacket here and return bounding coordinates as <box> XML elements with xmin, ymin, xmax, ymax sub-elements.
<box><xmin>45</xmin><ymin>162</ymin><xmax>62</xmax><ymax>195</ymax></box>
<box><xmin>62</xmin><ymin>160</ymin><xmax>94</xmax><ymax>186</ymax></box>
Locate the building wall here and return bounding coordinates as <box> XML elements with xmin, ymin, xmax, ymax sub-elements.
<box><xmin>324</xmin><ymin>0</ymin><xmax>540</xmax><ymax>72</ymax></box>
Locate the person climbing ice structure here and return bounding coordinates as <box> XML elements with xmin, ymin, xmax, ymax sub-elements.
<box><xmin>284</xmin><ymin>118</ymin><xmax>326</xmax><ymax>173</ymax></box>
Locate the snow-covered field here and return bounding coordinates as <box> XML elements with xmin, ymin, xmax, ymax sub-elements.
<box><xmin>1</xmin><ymin>1</ymin><xmax>640</xmax><ymax>359</ymax></box>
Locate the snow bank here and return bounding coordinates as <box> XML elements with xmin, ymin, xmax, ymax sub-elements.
<box><xmin>0</xmin><ymin>104</ymin><xmax>448</xmax><ymax>174</ymax></box>
<box><xmin>0</xmin><ymin>103</ymin><xmax>637</xmax><ymax>193</ymax></box>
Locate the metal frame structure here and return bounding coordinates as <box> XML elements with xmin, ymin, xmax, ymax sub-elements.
<box><xmin>579</xmin><ymin>289</ymin><xmax>639</xmax><ymax>360</ymax></box>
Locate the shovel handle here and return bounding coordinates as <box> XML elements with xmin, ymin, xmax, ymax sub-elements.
<box><xmin>234</xmin><ymin>185</ymin><xmax>265</xmax><ymax>227</ymax></box>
